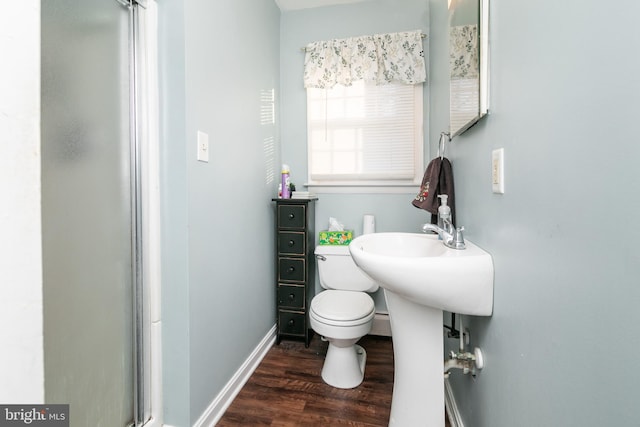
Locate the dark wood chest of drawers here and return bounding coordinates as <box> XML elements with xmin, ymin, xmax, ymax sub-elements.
<box><xmin>272</xmin><ymin>198</ymin><xmax>317</xmax><ymax>347</ymax></box>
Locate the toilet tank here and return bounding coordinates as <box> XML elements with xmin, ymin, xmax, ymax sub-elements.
<box><xmin>315</xmin><ymin>245</ymin><xmax>379</xmax><ymax>292</ymax></box>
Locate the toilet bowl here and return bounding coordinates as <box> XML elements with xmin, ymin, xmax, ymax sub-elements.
<box><xmin>310</xmin><ymin>245</ymin><xmax>378</xmax><ymax>389</ymax></box>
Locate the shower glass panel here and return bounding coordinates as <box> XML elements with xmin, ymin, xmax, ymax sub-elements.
<box><xmin>42</xmin><ymin>1</ymin><xmax>136</xmax><ymax>425</ymax></box>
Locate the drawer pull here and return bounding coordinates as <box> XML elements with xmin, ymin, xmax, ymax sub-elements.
<box><xmin>288</xmin><ymin>319</ymin><xmax>295</xmax><ymax>326</ymax></box>
<box><xmin>288</xmin><ymin>293</ymin><xmax>295</xmax><ymax>301</ymax></box>
<box><xmin>288</xmin><ymin>213</ymin><xmax>295</xmax><ymax>219</ymax></box>
<box><xmin>287</xmin><ymin>266</ymin><xmax>295</xmax><ymax>274</ymax></box>
<box><xmin>288</xmin><ymin>240</ymin><xmax>295</xmax><ymax>247</ymax></box>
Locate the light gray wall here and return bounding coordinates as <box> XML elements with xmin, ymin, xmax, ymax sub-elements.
<box><xmin>159</xmin><ymin>0</ymin><xmax>281</xmax><ymax>424</ymax></box>
<box><xmin>430</xmin><ymin>0</ymin><xmax>640</xmax><ymax>425</ymax></box>
<box><xmin>158</xmin><ymin>0</ymin><xmax>190</xmax><ymax>424</ymax></box>
<box><xmin>280</xmin><ymin>0</ymin><xmax>432</xmax><ymax>309</ymax></box>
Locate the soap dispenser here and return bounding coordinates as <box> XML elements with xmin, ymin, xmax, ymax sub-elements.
<box><xmin>437</xmin><ymin>194</ymin><xmax>451</xmax><ymax>232</ymax></box>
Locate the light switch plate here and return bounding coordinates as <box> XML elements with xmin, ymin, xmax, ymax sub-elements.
<box><xmin>197</xmin><ymin>131</ymin><xmax>209</xmax><ymax>162</ymax></box>
<box><xmin>492</xmin><ymin>148</ymin><xmax>504</xmax><ymax>194</ymax></box>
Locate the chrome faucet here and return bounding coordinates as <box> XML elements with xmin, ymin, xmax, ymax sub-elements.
<box><xmin>422</xmin><ymin>219</ymin><xmax>466</xmax><ymax>250</ymax></box>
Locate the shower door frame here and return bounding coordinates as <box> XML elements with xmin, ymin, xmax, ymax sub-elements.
<box><xmin>121</xmin><ymin>0</ymin><xmax>162</xmax><ymax>426</ymax></box>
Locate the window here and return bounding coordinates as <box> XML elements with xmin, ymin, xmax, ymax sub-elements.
<box><xmin>306</xmin><ymin>80</ymin><xmax>423</xmax><ymax>188</ymax></box>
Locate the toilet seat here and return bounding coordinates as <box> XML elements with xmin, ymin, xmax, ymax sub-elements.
<box><xmin>310</xmin><ymin>290</ymin><xmax>375</xmax><ymax>327</ymax></box>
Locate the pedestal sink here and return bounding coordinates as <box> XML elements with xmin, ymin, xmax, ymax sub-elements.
<box><xmin>349</xmin><ymin>232</ymin><xmax>494</xmax><ymax>427</ymax></box>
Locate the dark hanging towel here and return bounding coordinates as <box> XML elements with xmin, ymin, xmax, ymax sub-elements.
<box><xmin>412</xmin><ymin>157</ymin><xmax>456</xmax><ymax>225</ymax></box>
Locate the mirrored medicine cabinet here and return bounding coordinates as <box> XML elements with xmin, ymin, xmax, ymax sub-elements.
<box><xmin>448</xmin><ymin>0</ymin><xmax>489</xmax><ymax>137</ymax></box>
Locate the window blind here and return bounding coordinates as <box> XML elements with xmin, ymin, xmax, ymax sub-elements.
<box><xmin>307</xmin><ymin>81</ymin><xmax>422</xmax><ymax>184</ymax></box>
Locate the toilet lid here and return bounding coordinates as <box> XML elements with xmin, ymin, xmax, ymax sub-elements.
<box><xmin>311</xmin><ymin>290</ymin><xmax>375</xmax><ymax>322</ymax></box>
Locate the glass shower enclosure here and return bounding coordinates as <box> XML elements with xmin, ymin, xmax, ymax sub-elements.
<box><xmin>41</xmin><ymin>0</ymin><xmax>148</xmax><ymax>425</ymax></box>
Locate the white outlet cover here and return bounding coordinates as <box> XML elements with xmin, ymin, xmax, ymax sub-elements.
<box><xmin>492</xmin><ymin>148</ymin><xmax>504</xmax><ymax>194</ymax></box>
<box><xmin>197</xmin><ymin>131</ymin><xmax>209</xmax><ymax>162</ymax></box>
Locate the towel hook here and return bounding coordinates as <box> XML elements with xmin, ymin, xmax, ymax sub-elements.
<box><xmin>438</xmin><ymin>132</ymin><xmax>451</xmax><ymax>160</ymax></box>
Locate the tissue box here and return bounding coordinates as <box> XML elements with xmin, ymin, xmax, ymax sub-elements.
<box><xmin>318</xmin><ymin>230</ymin><xmax>353</xmax><ymax>245</ymax></box>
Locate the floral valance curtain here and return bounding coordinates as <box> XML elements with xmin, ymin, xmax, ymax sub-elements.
<box><xmin>303</xmin><ymin>30</ymin><xmax>426</xmax><ymax>89</ymax></box>
<box><xmin>450</xmin><ymin>25</ymin><xmax>478</xmax><ymax>79</ymax></box>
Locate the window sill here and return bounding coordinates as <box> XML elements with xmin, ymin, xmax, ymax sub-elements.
<box><xmin>304</xmin><ymin>183</ymin><xmax>419</xmax><ymax>194</ymax></box>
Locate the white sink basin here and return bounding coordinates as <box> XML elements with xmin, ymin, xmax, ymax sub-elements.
<box><xmin>348</xmin><ymin>232</ymin><xmax>495</xmax><ymax>427</ymax></box>
<box><xmin>349</xmin><ymin>232</ymin><xmax>494</xmax><ymax>315</ymax></box>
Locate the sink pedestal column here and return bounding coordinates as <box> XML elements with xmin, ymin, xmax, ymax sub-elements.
<box><xmin>384</xmin><ymin>289</ymin><xmax>445</xmax><ymax>427</ymax></box>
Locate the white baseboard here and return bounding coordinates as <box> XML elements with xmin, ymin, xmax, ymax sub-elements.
<box><xmin>192</xmin><ymin>325</ymin><xmax>277</xmax><ymax>427</ymax></box>
<box><xmin>370</xmin><ymin>313</ymin><xmax>392</xmax><ymax>337</ymax></box>
<box><xmin>444</xmin><ymin>377</ymin><xmax>464</xmax><ymax>427</ymax></box>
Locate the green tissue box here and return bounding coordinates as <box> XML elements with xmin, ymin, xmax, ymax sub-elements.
<box><xmin>318</xmin><ymin>230</ymin><xmax>353</xmax><ymax>245</ymax></box>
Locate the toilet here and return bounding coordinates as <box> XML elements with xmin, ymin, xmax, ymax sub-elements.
<box><xmin>310</xmin><ymin>245</ymin><xmax>379</xmax><ymax>389</ymax></box>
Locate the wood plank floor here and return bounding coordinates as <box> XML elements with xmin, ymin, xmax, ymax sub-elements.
<box><xmin>217</xmin><ymin>334</ymin><xmax>451</xmax><ymax>426</ymax></box>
